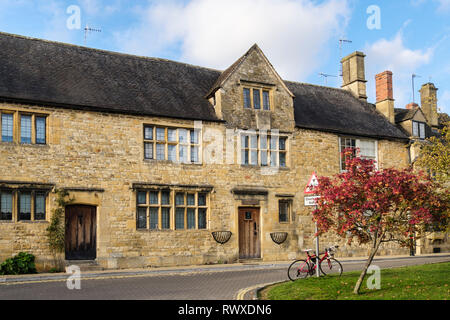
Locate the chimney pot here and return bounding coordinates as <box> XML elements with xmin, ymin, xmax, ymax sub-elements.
<box><xmin>406</xmin><ymin>102</ymin><xmax>419</xmax><ymax>110</ymax></box>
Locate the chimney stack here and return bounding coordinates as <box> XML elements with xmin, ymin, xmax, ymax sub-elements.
<box><xmin>375</xmin><ymin>71</ymin><xmax>395</xmax><ymax>124</ymax></box>
<box><xmin>406</xmin><ymin>102</ymin><xmax>419</xmax><ymax>110</ymax></box>
<box><xmin>420</xmin><ymin>83</ymin><xmax>439</xmax><ymax>128</ymax></box>
<box><xmin>341</xmin><ymin>51</ymin><xmax>367</xmax><ymax>101</ymax></box>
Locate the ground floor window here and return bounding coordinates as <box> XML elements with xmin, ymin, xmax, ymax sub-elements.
<box><xmin>0</xmin><ymin>189</ymin><xmax>47</xmax><ymax>222</ymax></box>
<box><xmin>136</xmin><ymin>189</ymin><xmax>209</xmax><ymax>230</ymax></box>
<box><xmin>278</xmin><ymin>200</ymin><xmax>292</xmax><ymax>223</ymax></box>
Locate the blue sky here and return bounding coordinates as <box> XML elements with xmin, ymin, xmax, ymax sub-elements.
<box><xmin>0</xmin><ymin>0</ymin><xmax>449</xmax><ymax>114</ymax></box>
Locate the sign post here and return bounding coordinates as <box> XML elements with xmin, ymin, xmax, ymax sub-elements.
<box><xmin>304</xmin><ymin>172</ymin><xmax>321</xmax><ymax>278</ymax></box>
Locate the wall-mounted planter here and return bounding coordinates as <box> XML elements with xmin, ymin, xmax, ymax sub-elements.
<box><xmin>270</xmin><ymin>232</ymin><xmax>288</xmax><ymax>245</ymax></box>
<box><xmin>212</xmin><ymin>231</ymin><xmax>232</xmax><ymax>244</ymax></box>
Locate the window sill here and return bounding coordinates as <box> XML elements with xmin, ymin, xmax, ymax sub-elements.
<box><xmin>143</xmin><ymin>159</ymin><xmax>203</xmax><ymax>166</ymax></box>
<box><xmin>0</xmin><ymin>142</ymin><xmax>49</xmax><ymax>148</ymax></box>
<box><xmin>17</xmin><ymin>220</ymin><xmax>49</xmax><ymax>224</ymax></box>
<box><xmin>240</xmin><ymin>165</ymin><xmax>290</xmax><ymax>170</ymax></box>
<box><xmin>136</xmin><ymin>228</ymin><xmax>209</xmax><ymax>232</ymax></box>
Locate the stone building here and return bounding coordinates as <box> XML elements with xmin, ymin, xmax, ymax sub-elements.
<box><xmin>0</xmin><ymin>32</ymin><xmax>445</xmax><ymax>271</ymax></box>
<box><xmin>375</xmin><ymin>71</ymin><xmax>449</xmax><ymax>254</ymax></box>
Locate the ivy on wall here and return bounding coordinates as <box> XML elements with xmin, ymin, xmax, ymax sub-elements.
<box><xmin>46</xmin><ymin>189</ymin><xmax>74</xmax><ymax>270</ymax></box>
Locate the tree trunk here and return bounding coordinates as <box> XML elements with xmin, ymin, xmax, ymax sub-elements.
<box><xmin>353</xmin><ymin>233</ymin><xmax>384</xmax><ymax>294</ymax></box>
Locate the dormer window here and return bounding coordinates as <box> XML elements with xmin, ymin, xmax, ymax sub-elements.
<box><xmin>243</xmin><ymin>88</ymin><xmax>251</xmax><ymax>108</ymax></box>
<box><xmin>412</xmin><ymin>121</ymin><xmax>426</xmax><ymax>139</ymax></box>
<box><xmin>253</xmin><ymin>89</ymin><xmax>261</xmax><ymax>109</ymax></box>
<box><xmin>242</xmin><ymin>86</ymin><xmax>271</xmax><ymax>110</ymax></box>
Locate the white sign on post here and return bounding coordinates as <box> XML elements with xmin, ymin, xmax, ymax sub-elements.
<box><xmin>304</xmin><ymin>172</ymin><xmax>321</xmax><ymax>278</ymax></box>
<box><xmin>304</xmin><ymin>196</ymin><xmax>320</xmax><ymax>207</ymax></box>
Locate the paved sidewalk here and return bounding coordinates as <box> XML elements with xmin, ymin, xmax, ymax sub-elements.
<box><xmin>1</xmin><ymin>252</ymin><xmax>448</xmax><ymax>285</ymax></box>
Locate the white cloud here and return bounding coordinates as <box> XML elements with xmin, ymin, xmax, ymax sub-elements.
<box><xmin>437</xmin><ymin>0</ymin><xmax>450</xmax><ymax>11</ymax></box>
<box><xmin>364</xmin><ymin>31</ymin><xmax>434</xmax><ymax>108</ymax></box>
<box><xmin>114</xmin><ymin>0</ymin><xmax>350</xmax><ymax>80</ymax></box>
<box><xmin>78</xmin><ymin>0</ymin><xmax>121</xmax><ymax>17</ymax></box>
<box><xmin>410</xmin><ymin>0</ymin><xmax>450</xmax><ymax>12</ymax></box>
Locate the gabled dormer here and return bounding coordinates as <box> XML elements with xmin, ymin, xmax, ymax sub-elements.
<box><xmin>206</xmin><ymin>44</ymin><xmax>295</xmax><ymax>132</ymax></box>
<box><xmin>395</xmin><ymin>104</ymin><xmax>430</xmax><ymax>140</ymax></box>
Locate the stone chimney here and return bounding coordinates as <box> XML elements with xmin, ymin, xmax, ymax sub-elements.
<box><xmin>375</xmin><ymin>71</ymin><xmax>395</xmax><ymax>124</ymax></box>
<box><xmin>420</xmin><ymin>83</ymin><xmax>439</xmax><ymax>128</ymax></box>
<box><xmin>341</xmin><ymin>51</ymin><xmax>367</xmax><ymax>101</ymax></box>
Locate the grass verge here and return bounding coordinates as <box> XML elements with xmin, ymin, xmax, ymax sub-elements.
<box><xmin>259</xmin><ymin>262</ymin><xmax>450</xmax><ymax>300</ymax></box>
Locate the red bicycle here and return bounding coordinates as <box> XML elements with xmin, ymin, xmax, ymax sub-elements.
<box><xmin>288</xmin><ymin>245</ymin><xmax>343</xmax><ymax>281</ymax></box>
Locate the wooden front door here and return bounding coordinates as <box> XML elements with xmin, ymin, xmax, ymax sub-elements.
<box><xmin>238</xmin><ymin>207</ymin><xmax>261</xmax><ymax>259</ymax></box>
<box><xmin>65</xmin><ymin>205</ymin><xmax>97</xmax><ymax>260</ymax></box>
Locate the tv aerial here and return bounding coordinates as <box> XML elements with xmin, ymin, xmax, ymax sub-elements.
<box><xmin>319</xmin><ymin>73</ymin><xmax>338</xmax><ymax>86</ymax></box>
<box><xmin>84</xmin><ymin>24</ymin><xmax>102</xmax><ymax>46</ymax></box>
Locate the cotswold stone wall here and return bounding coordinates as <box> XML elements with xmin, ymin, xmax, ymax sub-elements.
<box><xmin>0</xmin><ymin>100</ymin><xmax>411</xmax><ymax>271</ymax></box>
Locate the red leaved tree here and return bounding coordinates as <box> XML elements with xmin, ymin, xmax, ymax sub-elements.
<box><xmin>312</xmin><ymin>150</ymin><xmax>449</xmax><ymax>294</ymax></box>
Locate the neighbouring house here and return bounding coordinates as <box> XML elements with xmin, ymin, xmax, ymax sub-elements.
<box><xmin>0</xmin><ymin>32</ymin><xmax>446</xmax><ymax>270</ymax></box>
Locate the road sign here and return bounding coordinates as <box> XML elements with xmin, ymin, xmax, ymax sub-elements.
<box><xmin>304</xmin><ymin>196</ymin><xmax>320</xmax><ymax>207</ymax></box>
<box><xmin>304</xmin><ymin>172</ymin><xmax>319</xmax><ymax>195</ymax></box>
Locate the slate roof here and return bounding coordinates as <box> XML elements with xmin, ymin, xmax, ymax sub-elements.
<box><xmin>394</xmin><ymin>108</ymin><xmax>418</xmax><ymax>123</ymax></box>
<box><xmin>286</xmin><ymin>82</ymin><xmax>408</xmax><ymax>140</ymax></box>
<box><xmin>0</xmin><ymin>32</ymin><xmax>408</xmax><ymax>141</ymax></box>
<box><xmin>0</xmin><ymin>32</ymin><xmax>221</xmax><ymax>122</ymax></box>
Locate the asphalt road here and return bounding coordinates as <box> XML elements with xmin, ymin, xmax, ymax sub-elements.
<box><xmin>0</xmin><ymin>255</ymin><xmax>449</xmax><ymax>300</ymax></box>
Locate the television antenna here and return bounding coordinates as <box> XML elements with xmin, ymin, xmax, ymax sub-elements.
<box><xmin>412</xmin><ymin>74</ymin><xmax>421</xmax><ymax>103</ymax></box>
<box><xmin>84</xmin><ymin>24</ymin><xmax>102</xmax><ymax>46</ymax></box>
<box><xmin>339</xmin><ymin>39</ymin><xmax>352</xmax><ymax>77</ymax></box>
<box><xmin>319</xmin><ymin>73</ymin><xmax>338</xmax><ymax>86</ymax></box>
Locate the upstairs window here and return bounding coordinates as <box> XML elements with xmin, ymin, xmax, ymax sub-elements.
<box><xmin>35</xmin><ymin>116</ymin><xmax>46</xmax><ymax>144</ymax></box>
<box><xmin>263</xmin><ymin>90</ymin><xmax>270</xmax><ymax>110</ymax></box>
<box><xmin>0</xmin><ymin>111</ymin><xmax>47</xmax><ymax>144</ymax></box>
<box><xmin>20</xmin><ymin>115</ymin><xmax>32</xmax><ymax>144</ymax></box>
<box><xmin>240</xmin><ymin>132</ymin><xmax>288</xmax><ymax>167</ymax></box>
<box><xmin>243</xmin><ymin>88</ymin><xmax>251</xmax><ymax>109</ymax></box>
<box><xmin>340</xmin><ymin>137</ymin><xmax>377</xmax><ymax>171</ymax></box>
<box><xmin>412</xmin><ymin>121</ymin><xmax>426</xmax><ymax>140</ymax></box>
<box><xmin>144</xmin><ymin>126</ymin><xmax>200</xmax><ymax>164</ymax></box>
<box><xmin>1</xmin><ymin>113</ymin><xmax>13</xmax><ymax>142</ymax></box>
<box><xmin>242</xmin><ymin>87</ymin><xmax>271</xmax><ymax>110</ymax></box>
<box><xmin>253</xmin><ymin>89</ymin><xmax>261</xmax><ymax>109</ymax></box>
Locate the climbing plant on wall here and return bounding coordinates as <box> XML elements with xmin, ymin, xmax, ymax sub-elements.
<box><xmin>46</xmin><ymin>189</ymin><xmax>74</xmax><ymax>270</ymax></box>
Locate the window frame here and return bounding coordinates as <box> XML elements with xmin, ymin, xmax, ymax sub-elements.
<box><xmin>1</xmin><ymin>112</ymin><xmax>14</xmax><ymax>143</ymax></box>
<box><xmin>412</xmin><ymin>121</ymin><xmax>426</xmax><ymax>140</ymax></box>
<box><xmin>0</xmin><ymin>189</ymin><xmax>48</xmax><ymax>222</ymax></box>
<box><xmin>242</xmin><ymin>86</ymin><xmax>272</xmax><ymax>110</ymax></box>
<box><xmin>339</xmin><ymin>137</ymin><xmax>378</xmax><ymax>172</ymax></box>
<box><xmin>278</xmin><ymin>199</ymin><xmax>292</xmax><ymax>223</ymax></box>
<box><xmin>143</xmin><ymin>125</ymin><xmax>201</xmax><ymax>164</ymax></box>
<box><xmin>0</xmin><ymin>190</ymin><xmax>13</xmax><ymax>221</ymax></box>
<box><xmin>136</xmin><ymin>189</ymin><xmax>209</xmax><ymax>231</ymax></box>
<box><xmin>239</xmin><ymin>131</ymin><xmax>288</xmax><ymax>167</ymax></box>
<box><xmin>0</xmin><ymin>110</ymin><xmax>48</xmax><ymax>145</ymax></box>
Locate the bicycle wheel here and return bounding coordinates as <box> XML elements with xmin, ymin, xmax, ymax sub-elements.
<box><xmin>288</xmin><ymin>259</ymin><xmax>311</xmax><ymax>281</ymax></box>
<box><xmin>319</xmin><ymin>258</ymin><xmax>343</xmax><ymax>276</ymax></box>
